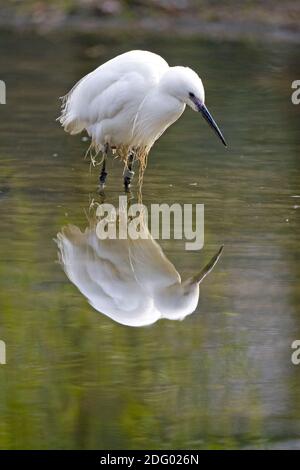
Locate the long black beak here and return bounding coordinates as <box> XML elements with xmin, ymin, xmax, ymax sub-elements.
<box><xmin>189</xmin><ymin>94</ymin><xmax>227</xmax><ymax>146</ymax></box>
<box><xmin>200</xmin><ymin>104</ymin><xmax>227</xmax><ymax>147</ymax></box>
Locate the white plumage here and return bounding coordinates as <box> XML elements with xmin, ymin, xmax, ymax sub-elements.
<box><xmin>59</xmin><ymin>50</ymin><xmax>226</xmax><ymax>186</ymax></box>
<box><xmin>56</xmin><ymin>223</ymin><xmax>223</xmax><ymax>327</ymax></box>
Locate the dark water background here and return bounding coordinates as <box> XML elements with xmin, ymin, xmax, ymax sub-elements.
<box><xmin>0</xmin><ymin>31</ymin><xmax>299</xmax><ymax>449</ymax></box>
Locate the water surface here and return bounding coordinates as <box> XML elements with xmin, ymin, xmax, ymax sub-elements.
<box><xmin>0</xmin><ymin>31</ymin><xmax>300</xmax><ymax>449</ymax></box>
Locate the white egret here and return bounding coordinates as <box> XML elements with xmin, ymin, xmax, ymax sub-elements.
<box><xmin>56</xmin><ymin>223</ymin><xmax>223</xmax><ymax>327</ymax></box>
<box><xmin>59</xmin><ymin>50</ymin><xmax>227</xmax><ymax>190</ymax></box>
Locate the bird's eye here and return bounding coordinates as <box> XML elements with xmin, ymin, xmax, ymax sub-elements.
<box><xmin>189</xmin><ymin>92</ymin><xmax>195</xmax><ymax>99</ymax></box>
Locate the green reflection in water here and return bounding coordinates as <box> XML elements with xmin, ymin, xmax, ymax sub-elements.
<box><xmin>0</xmin><ymin>31</ymin><xmax>299</xmax><ymax>449</ymax></box>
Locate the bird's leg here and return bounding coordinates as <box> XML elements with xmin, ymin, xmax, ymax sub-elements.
<box><xmin>99</xmin><ymin>143</ymin><xmax>109</xmax><ymax>190</ymax></box>
<box><xmin>124</xmin><ymin>151</ymin><xmax>135</xmax><ymax>192</ymax></box>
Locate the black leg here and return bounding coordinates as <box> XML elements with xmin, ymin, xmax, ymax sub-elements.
<box><xmin>99</xmin><ymin>143</ymin><xmax>109</xmax><ymax>190</ymax></box>
<box><xmin>124</xmin><ymin>151</ymin><xmax>135</xmax><ymax>192</ymax></box>
<box><xmin>99</xmin><ymin>159</ymin><xmax>107</xmax><ymax>188</ymax></box>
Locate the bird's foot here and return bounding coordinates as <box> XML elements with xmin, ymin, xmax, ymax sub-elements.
<box><xmin>99</xmin><ymin>184</ymin><xmax>106</xmax><ymax>197</ymax></box>
<box><xmin>98</xmin><ymin>188</ymin><xmax>106</xmax><ymax>199</ymax></box>
<box><xmin>124</xmin><ymin>168</ymin><xmax>134</xmax><ymax>192</ymax></box>
<box><xmin>99</xmin><ymin>170</ymin><xmax>108</xmax><ymax>190</ymax></box>
<box><xmin>124</xmin><ymin>183</ymin><xmax>131</xmax><ymax>194</ymax></box>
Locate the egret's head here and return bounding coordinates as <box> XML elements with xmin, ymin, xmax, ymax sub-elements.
<box><xmin>162</xmin><ymin>245</ymin><xmax>224</xmax><ymax>318</ymax></box>
<box><xmin>161</xmin><ymin>66</ymin><xmax>204</xmax><ymax>104</ymax></box>
<box><xmin>163</xmin><ymin>66</ymin><xmax>227</xmax><ymax>147</ymax></box>
<box><xmin>155</xmin><ymin>281</ymin><xmax>200</xmax><ymax>319</ymax></box>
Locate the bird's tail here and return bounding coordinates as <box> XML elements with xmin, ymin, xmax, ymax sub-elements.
<box><xmin>57</xmin><ymin>92</ymin><xmax>85</xmax><ymax>135</ymax></box>
<box><xmin>57</xmin><ymin>74</ymin><xmax>88</xmax><ymax>135</ymax></box>
<box><xmin>189</xmin><ymin>245</ymin><xmax>224</xmax><ymax>285</ymax></box>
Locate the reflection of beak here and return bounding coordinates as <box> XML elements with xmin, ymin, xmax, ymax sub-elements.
<box><xmin>192</xmin><ymin>96</ymin><xmax>227</xmax><ymax>147</ymax></box>
<box><xmin>188</xmin><ymin>245</ymin><xmax>224</xmax><ymax>285</ymax></box>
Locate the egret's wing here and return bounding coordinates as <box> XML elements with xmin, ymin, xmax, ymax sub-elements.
<box><xmin>56</xmin><ymin>225</ymin><xmax>140</xmax><ymax>302</ymax></box>
<box><xmin>59</xmin><ymin>50</ymin><xmax>169</xmax><ymax>136</ymax></box>
<box><xmin>128</xmin><ymin>233</ymin><xmax>181</xmax><ymax>294</ymax></box>
<box><xmin>55</xmin><ymin>225</ymin><xmax>160</xmax><ymax>327</ymax></box>
<box><xmin>59</xmin><ymin>71</ymin><xmax>141</xmax><ymax>135</ymax></box>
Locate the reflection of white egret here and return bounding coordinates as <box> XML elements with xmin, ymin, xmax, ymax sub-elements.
<box><xmin>59</xmin><ymin>50</ymin><xmax>226</xmax><ymax>190</ymax></box>
<box><xmin>56</xmin><ymin>224</ymin><xmax>223</xmax><ymax>327</ymax></box>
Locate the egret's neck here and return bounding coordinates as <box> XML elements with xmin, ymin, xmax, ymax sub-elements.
<box><xmin>158</xmin><ymin>67</ymin><xmax>190</xmax><ymax>104</ymax></box>
<box><xmin>154</xmin><ymin>283</ymin><xmax>199</xmax><ymax>320</ymax></box>
<box><xmin>132</xmin><ymin>84</ymin><xmax>185</xmax><ymax>148</ymax></box>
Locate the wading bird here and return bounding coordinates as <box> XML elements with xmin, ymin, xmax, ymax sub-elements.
<box><xmin>59</xmin><ymin>50</ymin><xmax>227</xmax><ymax>190</ymax></box>
<box><xmin>56</xmin><ymin>223</ymin><xmax>223</xmax><ymax>327</ymax></box>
